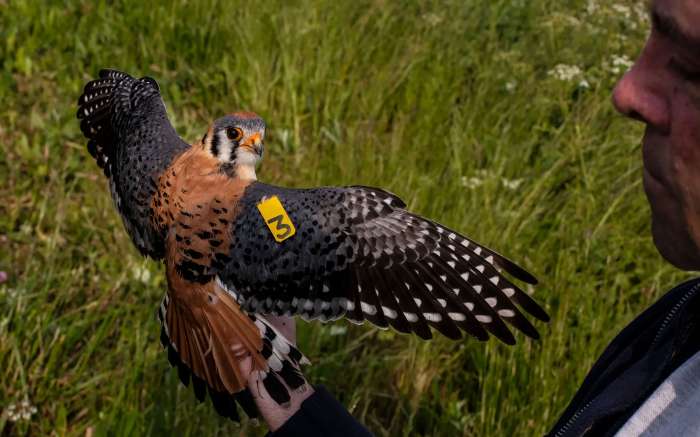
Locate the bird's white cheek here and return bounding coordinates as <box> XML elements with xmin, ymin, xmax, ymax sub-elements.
<box><xmin>217</xmin><ymin>131</ymin><xmax>233</xmax><ymax>162</ymax></box>
<box><xmin>236</xmin><ymin>149</ymin><xmax>260</xmax><ymax>166</ymax></box>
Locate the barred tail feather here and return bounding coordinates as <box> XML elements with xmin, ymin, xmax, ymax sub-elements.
<box><xmin>250</xmin><ymin>314</ymin><xmax>309</xmax><ymax>405</ymax></box>
<box><xmin>157</xmin><ymin>290</ymin><xmax>310</xmax><ymax>422</ymax></box>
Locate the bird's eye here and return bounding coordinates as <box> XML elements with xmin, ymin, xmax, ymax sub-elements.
<box><xmin>226</xmin><ymin>127</ymin><xmax>243</xmax><ymax>141</ymax></box>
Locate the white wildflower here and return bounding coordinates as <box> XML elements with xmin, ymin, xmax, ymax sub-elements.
<box><xmin>505</xmin><ymin>80</ymin><xmax>517</xmax><ymax>93</ymax></box>
<box><xmin>548</xmin><ymin>64</ymin><xmax>583</xmax><ymax>82</ymax></box>
<box><xmin>611</xmin><ymin>4</ymin><xmax>631</xmax><ymax>20</ymax></box>
<box><xmin>501</xmin><ymin>178</ymin><xmax>524</xmax><ymax>190</ymax></box>
<box><xmin>632</xmin><ymin>3</ymin><xmax>647</xmax><ymax>21</ymax></box>
<box><xmin>586</xmin><ymin>0</ymin><xmax>599</xmax><ymax>15</ymax></box>
<box><xmin>461</xmin><ymin>176</ymin><xmax>483</xmax><ymax>190</ymax></box>
<box><xmin>612</xmin><ymin>54</ymin><xmax>633</xmax><ymax>69</ymax></box>
<box><xmin>5</xmin><ymin>397</ymin><xmax>37</xmax><ymax>422</ymax></box>
<box><xmin>578</xmin><ymin>78</ymin><xmax>591</xmax><ymax>89</ymax></box>
<box><xmin>606</xmin><ymin>54</ymin><xmax>634</xmax><ymax>75</ymax></box>
<box><xmin>131</xmin><ymin>265</ymin><xmax>151</xmax><ymax>284</ymax></box>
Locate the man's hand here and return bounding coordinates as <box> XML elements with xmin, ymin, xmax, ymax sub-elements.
<box><xmin>238</xmin><ymin>316</ymin><xmax>314</xmax><ymax>431</ymax></box>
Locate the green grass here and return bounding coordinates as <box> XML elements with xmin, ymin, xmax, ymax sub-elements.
<box><xmin>0</xmin><ymin>0</ymin><xmax>692</xmax><ymax>435</ymax></box>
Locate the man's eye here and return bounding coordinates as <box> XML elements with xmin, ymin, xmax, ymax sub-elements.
<box><xmin>670</xmin><ymin>57</ymin><xmax>700</xmax><ymax>82</ymax></box>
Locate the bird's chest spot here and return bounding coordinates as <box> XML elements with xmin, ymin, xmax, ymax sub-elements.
<box><xmin>170</xmin><ymin>189</ymin><xmax>245</xmax><ymax>284</ymax></box>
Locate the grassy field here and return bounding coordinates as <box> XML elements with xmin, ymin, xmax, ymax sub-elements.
<box><xmin>0</xmin><ymin>0</ymin><xmax>693</xmax><ymax>435</ymax></box>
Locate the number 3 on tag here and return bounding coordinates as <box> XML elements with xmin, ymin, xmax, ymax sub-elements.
<box><xmin>257</xmin><ymin>196</ymin><xmax>296</xmax><ymax>242</ymax></box>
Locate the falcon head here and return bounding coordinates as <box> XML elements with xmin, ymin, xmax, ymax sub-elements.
<box><xmin>203</xmin><ymin>112</ymin><xmax>265</xmax><ymax>179</ymax></box>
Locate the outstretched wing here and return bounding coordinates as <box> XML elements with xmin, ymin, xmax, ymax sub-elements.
<box><xmin>76</xmin><ymin>69</ymin><xmax>189</xmax><ymax>257</ymax></box>
<box><xmin>217</xmin><ymin>182</ymin><xmax>548</xmax><ymax>345</ymax></box>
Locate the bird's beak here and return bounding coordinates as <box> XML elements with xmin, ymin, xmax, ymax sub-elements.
<box><xmin>253</xmin><ymin>140</ymin><xmax>264</xmax><ymax>157</ymax></box>
<box><xmin>241</xmin><ymin>134</ymin><xmax>264</xmax><ymax>158</ymax></box>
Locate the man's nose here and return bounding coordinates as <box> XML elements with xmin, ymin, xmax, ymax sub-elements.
<box><xmin>611</xmin><ymin>63</ymin><xmax>670</xmax><ymax>133</ymax></box>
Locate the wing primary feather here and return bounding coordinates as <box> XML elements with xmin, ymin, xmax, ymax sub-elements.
<box><xmin>416</xmin><ymin>259</ymin><xmax>516</xmax><ymax>344</ymax></box>
<box><xmin>356</xmin><ymin>269</ymin><xmax>389</xmax><ymax>328</ymax></box>
<box><xmin>399</xmin><ymin>264</ymin><xmax>463</xmax><ymax>340</ymax></box>
<box><xmin>445</xmin><ymin>237</ymin><xmax>549</xmax><ymax>322</ymax></box>
<box><xmin>366</xmin><ymin>267</ymin><xmax>412</xmax><ymax>334</ymax></box>
<box><xmin>383</xmin><ymin>269</ymin><xmax>433</xmax><ymax>339</ymax></box>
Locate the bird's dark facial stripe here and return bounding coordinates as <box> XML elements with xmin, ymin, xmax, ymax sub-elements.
<box><xmin>211</xmin><ymin>131</ymin><xmax>220</xmax><ymax>157</ymax></box>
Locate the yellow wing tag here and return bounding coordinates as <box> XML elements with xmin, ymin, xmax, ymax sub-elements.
<box><xmin>257</xmin><ymin>195</ymin><xmax>296</xmax><ymax>242</ymax></box>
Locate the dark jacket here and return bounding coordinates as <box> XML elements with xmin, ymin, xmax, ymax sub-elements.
<box><xmin>268</xmin><ymin>385</ymin><xmax>373</xmax><ymax>437</ymax></box>
<box><xmin>547</xmin><ymin>277</ymin><xmax>700</xmax><ymax>436</ymax></box>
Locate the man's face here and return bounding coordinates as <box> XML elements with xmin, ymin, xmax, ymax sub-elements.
<box><xmin>612</xmin><ymin>0</ymin><xmax>700</xmax><ymax>270</ymax></box>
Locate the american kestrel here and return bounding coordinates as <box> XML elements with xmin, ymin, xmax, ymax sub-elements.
<box><xmin>77</xmin><ymin>69</ymin><xmax>548</xmax><ymax>421</ymax></box>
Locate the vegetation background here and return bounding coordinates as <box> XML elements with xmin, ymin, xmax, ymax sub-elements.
<box><xmin>0</xmin><ymin>0</ymin><xmax>691</xmax><ymax>435</ymax></box>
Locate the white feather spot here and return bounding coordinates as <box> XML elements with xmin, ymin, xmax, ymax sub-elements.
<box><xmin>437</xmin><ymin>298</ymin><xmax>447</xmax><ymax>307</ymax></box>
<box><xmin>303</xmin><ymin>300</ymin><xmax>314</xmax><ymax>311</ymax></box>
<box><xmin>461</xmin><ymin>240</ymin><xmax>470</xmax><ymax>248</ymax></box>
<box><xmin>489</xmin><ymin>276</ymin><xmax>500</xmax><ymax>285</ymax></box>
<box><xmin>361</xmin><ymin>301</ymin><xmax>377</xmax><ymax>315</ymax></box>
<box><xmin>342</xmin><ymin>298</ymin><xmax>356</xmax><ymax>311</ymax></box>
<box><xmin>485</xmin><ymin>297</ymin><xmax>497</xmax><ymax>307</ymax></box>
<box><xmin>414</xmin><ymin>298</ymin><xmax>422</xmax><ymax>307</ymax></box>
<box><xmin>425</xmin><ymin>283</ymin><xmax>433</xmax><ymax>291</ymax></box>
<box><xmin>448</xmin><ymin>312</ymin><xmax>466</xmax><ymax>321</ymax></box>
<box><xmin>382</xmin><ymin>306</ymin><xmax>397</xmax><ymax>319</ymax></box>
<box><xmin>404</xmin><ymin>312</ymin><xmax>418</xmax><ymax>322</ymax></box>
<box><xmin>272</xmin><ymin>336</ymin><xmax>291</xmax><ymax>355</ymax></box>
<box><xmin>476</xmin><ymin>264</ymin><xmax>485</xmax><ymax>273</ymax></box>
<box><xmin>498</xmin><ymin>309</ymin><xmax>515</xmax><ymax>317</ymax></box>
<box><xmin>485</xmin><ymin>255</ymin><xmax>494</xmax><ymax>264</ymax></box>
<box><xmin>474</xmin><ymin>247</ymin><xmax>482</xmax><ymax>255</ymax></box>
<box><xmin>476</xmin><ymin>314</ymin><xmax>492</xmax><ymax>323</ymax></box>
<box><xmin>424</xmin><ymin>312</ymin><xmax>442</xmax><ymax>322</ymax></box>
<box><xmin>461</xmin><ymin>272</ymin><xmax>470</xmax><ymax>281</ymax></box>
<box><xmin>473</xmin><ymin>285</ymin><xmax>482</xmax><ymax>293</ymax></box>
<box><xmin>448</xmin><ymin>233</ymin><xmax>456</xmax><ymax>239</ymax></box>
<box><xmin>268</xmin><ymin>355</ymin><xmax>284</xmax><ymax>372</ymax></box>
<box><xmin>448</xmin><ymin>261</ymin><xmax>456</xmax><ymax>268</ymax></box>
<box><xmin>503</xmin><ymin>288</ymin><xmax>515</xmax><ymax>297</ymax></box>
<box><xmin>452</xmin><ymin>288</ymin><xmax>460</xmax><ymax>296</ymax></box>
<box><xmin>440</xmin><ymin>275</ymin><xmax>447</xmax><ymax>282</ymax></box>
<box><xmin>323</xmin><ymin>284</ymin><xmax>330</xmax><ymax>293</ymax></box>
<box><xmin>254</xmin><ymin>319</ymin><xmax>266</xmax><ymax>334</ymax></box>
<box><xmin>465</xmin><ymin>302</ymin><xmax>475</xmax><ymax>311</ymax></box>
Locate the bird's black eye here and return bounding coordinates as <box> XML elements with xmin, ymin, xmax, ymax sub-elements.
<box><xmin>226</xmin><ymin>127</ymin><xmax>243</xmax><ymax>142</ymax></box>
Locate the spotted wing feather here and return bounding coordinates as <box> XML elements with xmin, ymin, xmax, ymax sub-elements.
<box><xmin>77</xmin><ymin>69</ymin><xmax>189</xmax><ymax>258</ymax></box>
<box><xmin>218</xmin><ymin>183</ymin><xmax>548</xmax><ymax>344</ymax></box>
